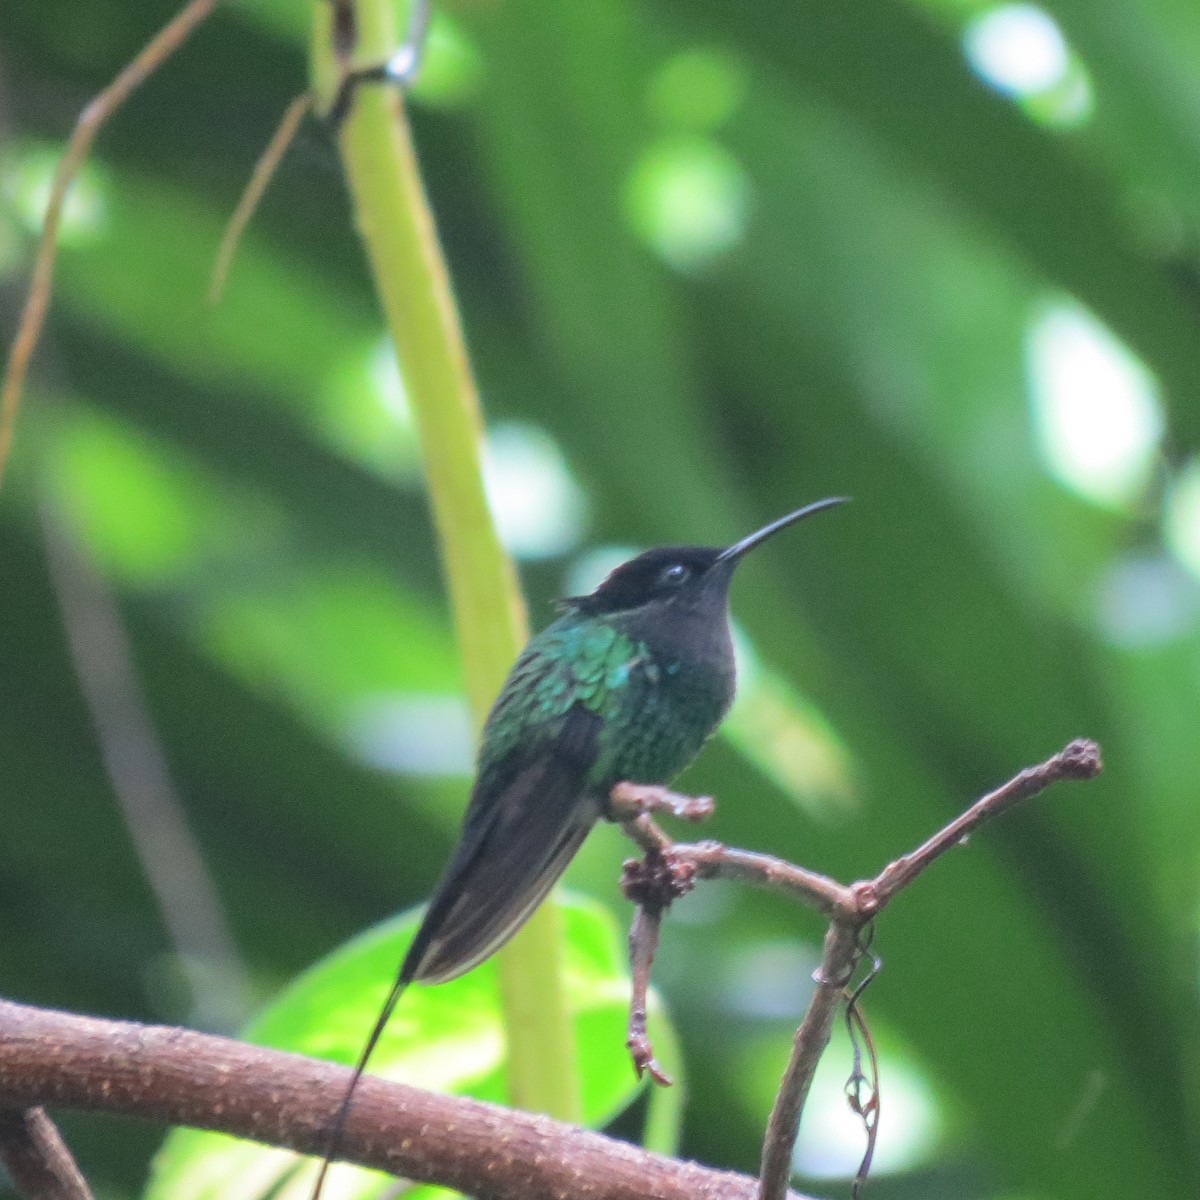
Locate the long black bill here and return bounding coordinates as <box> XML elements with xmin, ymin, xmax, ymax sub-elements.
<box><xmin>716</xmin><ymin>496</ymin><xmax>849</xmax><ymax>564</ymax></box>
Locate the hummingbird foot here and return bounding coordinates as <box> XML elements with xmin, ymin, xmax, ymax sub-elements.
<box><xmin>608</xmin><ymin>782</ymin><xmax>716</xmax><ymax>824</ymax></box>
<box><xmin>620</xmin><ymin>846</ymin><xmax>700</xmax><ymax>912</ymax></box>
<box><xmin>624</xmin><ymin>905</ymin><xmax>674</xmax><ymax>1087</ymax></box>
<box><xmin>627</xmin><ymin>1026</ymin><xmax>673</xmax><ymax>1087</ymax></box>
<box><xmin>620</xmin><ymin>849</ymin><xmax>702</xmax><ymax>1087</ymax></box>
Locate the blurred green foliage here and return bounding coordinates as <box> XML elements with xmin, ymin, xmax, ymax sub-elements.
<box><xmin>2</xmin><ymin>1</ymin><xmax>1199</xmax><ymax>1198</ymax></box>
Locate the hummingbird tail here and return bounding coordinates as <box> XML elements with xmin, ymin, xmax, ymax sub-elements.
<box><xmin>406</xmin><ymin>804</ymin><xmax>596</xmax><ymax>984</ymax></box>
<box><xmin>403</xmin><ymin>706</ymin><xmax>604</xmax><ymax>984</ymax></box>
<box><xmin>308</xmin><ymin>970</ymin><xmax>411</xmax><ymax>1200</ymax></box>
<box><xmin>310</xmin><ymin>706</ymin><xmax>602</xmax><ymax>1197</ymax></box>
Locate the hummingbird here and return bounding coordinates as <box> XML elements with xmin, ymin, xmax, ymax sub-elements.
<box><xmin>310</xmin><ymin>496</ymin><xmax>847</xmax><ymax>1198</ymax></box>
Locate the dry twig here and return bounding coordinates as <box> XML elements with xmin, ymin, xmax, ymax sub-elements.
<box><xmin>614</xmin><ymin>738</ymin><xmax>1102</xmax><ymax>1200</ymax></box>
<box><xmin>0</xmin><ymin>744</ymin><xmax>1100</xmax><ymax>1200</ymax></box>
<box><xmin>209</xmin><ymin>92</ymin><xmax>313</xmax><ymax>304</ymax></box>
<box><xmin>0</xmin><ymin>0</ymin><xmax>217</xmax><ymax>491</ymax></box>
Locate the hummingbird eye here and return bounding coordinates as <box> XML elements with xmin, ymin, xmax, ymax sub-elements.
<box><xmin>658</xmin><ymin>563</ymin><xmax>690</xmax><ymax>588</ymax></box>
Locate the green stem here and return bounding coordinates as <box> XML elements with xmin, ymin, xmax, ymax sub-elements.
<box><xmin>310</xmin><ymin>0</ymin><xmax>580</xmax><ymax>1123</ymax></box>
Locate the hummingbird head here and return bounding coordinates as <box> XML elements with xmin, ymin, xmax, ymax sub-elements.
<box><xmin>562</xmin><ymin>496</ymin><xmax>848</xmax><ymax>617</ymax></box>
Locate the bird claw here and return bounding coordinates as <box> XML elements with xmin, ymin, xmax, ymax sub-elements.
<box><xmin>628</xmin><ymin>1031</ymin><xmax>673</xmax><ymax>1087</ymax></box>
<box><xmin>610</xmin><ymin>782</ymin><xmax>716</xmax><ymax>823</ymax></box>
<box><xmin>621</xmin><ymin>849</ymin><xmax>698</xmax><ymax>908</ymax></box>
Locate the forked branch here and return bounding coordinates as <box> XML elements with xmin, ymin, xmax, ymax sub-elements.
<box><xmin>614</xmin><ymin>739</ymin><xmax>1102</xmax><ymax>1200</ymax></box>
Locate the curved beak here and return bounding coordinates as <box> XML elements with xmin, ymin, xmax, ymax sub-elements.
<box><xmin>715</xmin><ymin>496</ymin><xmax>849</xmax><ymax>565</ymax></box>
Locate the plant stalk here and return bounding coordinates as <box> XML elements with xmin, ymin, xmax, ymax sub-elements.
<box><xmin>310</xmin><ymin>0</ymin><xmax>580</xmax><ymax>1122</ymax></box>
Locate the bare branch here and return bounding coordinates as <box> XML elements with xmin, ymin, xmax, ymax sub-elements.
<box><xmin>757</xmin><ymin>922</ymin><xmax>860</xmax><ymax>1200</ymax></box>
<box><xmin>209</xmin><ymin>92</ymin><xmax>313</xmax><ymax>304</ymax></box>
<box><xmin>0</xmin><ymin>1001</ymin><xmax>815</xmax><ymax>1200</ymax></box>
<box><xmin>866</xmin><ymin>738</ymin><xmax>1102</xmax><ymax>908</ymax></box>
<box><xmin>616</xmin><ymin>740</ymin><xmax>1103</xmax><ymax>1200</ymax></box>
<box><xmin>760</xmin><ymin>740</ymin><xmax>1101</xmax><ymax>1200</ymax></box>
<box><xmin>685</xmin><ymin>843</ymin><xmax>852</xmax><ymax>917</ymax></box>
<box><xmin>610</xmin><ymin>782</ymin><xmax>715</xmax><ymax>825</ymax></box>
<box><xmin>0</xmin><ymin>1107</ymin><xmax>93</xmax><ymax>1200</ymax></box>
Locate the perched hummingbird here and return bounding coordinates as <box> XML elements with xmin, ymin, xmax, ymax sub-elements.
<box><xmin>310</xmin><ymin>497</ymin><xmax>846</xmax><ymax>1197</ymax></box>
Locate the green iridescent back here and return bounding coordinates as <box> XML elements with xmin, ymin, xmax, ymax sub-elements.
<box><xmin>477</xmin><ymin>607</ymin><xmax>735</xmax><ymax>802</ymax></box>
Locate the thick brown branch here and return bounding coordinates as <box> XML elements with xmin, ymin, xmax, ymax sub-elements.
<box><xmin>0</xmin><ymin>1001</ymin><xmax>814</xmax><ymax>1200</ymax></box>
<box><xmin>0</xmin><ymin>1108</ymin><xmax>93</xmax><ymax>1200</ymax></box>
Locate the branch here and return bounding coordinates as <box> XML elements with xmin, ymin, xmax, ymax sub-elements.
<box><xmin>756</xmin><ymin>923</ymin><xmax>860</xmax><ymax>1200</ymax></box>
<box><xmin>0</xmin><ymin>1108</ymin><xmax>93</xmax><ymax>1200</ymax></box>
<box><xmin>761</xmin><ymin>739</ymin><xmax>1100</xmax><ymax>1200</ymax></box>
<box><xmin>866</xmin><ymin>737</ymin><xmax>1102</xmax><ymax>908</ymax></box>
<box><xmin>0</xmin><ymin>1000</ymin><xmax>815</xmax><ymax>1200</ymax></box>
<box><xmin>0</xmin><ymin>0</ymin><xmax>216</xmax><ymax>492</ymax></box>
<box><xmin>614</xmin><ymin>739</ymin><xmax>1103</xmax><ymax>1200</ymax></box>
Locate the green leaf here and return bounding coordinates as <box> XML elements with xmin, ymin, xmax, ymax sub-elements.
<box><xmin>144</xmin><ymin>894</ymin><xmax>673</xmax><ymax>1200</ymax></box>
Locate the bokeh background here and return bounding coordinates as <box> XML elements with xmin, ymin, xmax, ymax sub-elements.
<box><xmin>3</xmin><ymin>0</ymin><xmax>1200</xmax><ymax>1197</ymax></box>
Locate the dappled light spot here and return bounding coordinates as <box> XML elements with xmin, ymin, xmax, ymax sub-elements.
<box><xmin>565</xmin><ymin>545</ymin><xmax>640</xmax><ymax>599</ymax></box>
<box><xmin>724</xmin><ymin>939</ymin><xmax>823</xmax><ymax>1020</ymax></box>
<box><xmin>965</xmin><ymin>5</ymin><xmax>1069</xmax><ymax>94</ymax></box>
<box><xmin>728</xmin><ymin>989</ymin><xmax>944</xmax><ymax>1179</ymax></box>
<box><xmin>1165</xmin><ymin>459</ymin><xmax>1200</xmax><ymax>582</ymax></box>
<box><xmin>791</xmin><ymin>1026</ymin><xmax>942</xmax><ymax>1180</ymax></box>
<box><xmin>1026</xmin><ymin>301</ymin><xmax>1163</xmax><ymax>508</ymax></box>
<box><xmin>1095</xmin><ymin>554</ymin><xmax>1199</xmax><ymax>646</ymax></box>
<box><xmin>344</xmin><ymin>693</ymin><xmax>473</xmax><ymax>776</ymax></box>
<box><xmin>963</xmin><ymin>4</ymin><xmax>1094</xmax><ymax>127</ymax></box>
<box><xmin>646</xmin><ymin>47</ymin><xmax>747</xmax><ymax>132</ymax></box>
<box><xmin>483</xmin><ymin>421</ymin><xmax>586</xmax><ymax>559</ymax></box>
<box><xmin>624</xmin><ymin>136</ymin><xmax>751</xmax><ymax>273</ymax></box>
<box><xmin>318</xmin><ymin>337</ymin><xmax>422</xmax><ymax>480</ymax></box>
<box><xmin>1</xmin><ymin>140</ymin><xmax>108</xmax><ymax>244</ymax></box>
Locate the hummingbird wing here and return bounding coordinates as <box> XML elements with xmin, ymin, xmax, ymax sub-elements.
<box><xmin>399</xmin><ymin>701</ymin><xmax>603</xmax><ymax>985</ymax></box>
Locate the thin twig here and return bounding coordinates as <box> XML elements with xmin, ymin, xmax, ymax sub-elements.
<box><xmin>685</xmin><ymin>843</ymin><xmax>852</xmax><ymax>917</ymax></box>
<box><xmin>39</xmin><ymin>498</ymin><xmax>251</xmax><ymax>1032</ymax></box>
<box><xmin>757</xmin><ymin>921</ymin><xmax>861</xmax><ymax>1200</ymax></box>
<box><xmin>0</xmin><ymin>1107</ymin><xmax>93</xmax><ymax>1200</ymax></box>
<box><xmin>609</xmin><ymin>782</ymin><xmax>716</xmax><ymax>824</ymax></box>
<box><xmin>0</xmin><ymin>1000</ymin><xmax>815</xmax><ymax>1200</ymax></box>
<box><xmin>209</xmin><ymin>91</ymin><xmax>313</xmax><ymax>304</ymax></box>
<box><xmin>615</xmin><ymin>740</ymin><xmax>1103</xmax><ymax>1200</ymax></box>
<box><xmin>0</xmin><ymin>0</ymin><xmax>216</xmax><ymax>492</ymax></box>
<box><xmin>868</xmin><ymin>738</ymin><xmax>1102</xmax><ymax>908</ymax></box>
